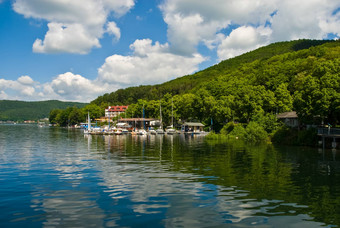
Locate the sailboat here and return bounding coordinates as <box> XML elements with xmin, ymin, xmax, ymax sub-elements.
<box><xmin>84</xmin><ymin>112</ymin><xmax>91</xmax><ymax>134</ymax></box>
<box><xmin>156</xmin><ymin>100</ymin><xmax>164</xmax><ymax>134</ymax></box>
<box><xmin>138</xmin><ymin>104</ymin><xmax>147</xmax><ymax>135</ymax></box>
<box><xmin>166</xmin><ymin>98</ymin><xmax>176</xmax><ymax>135</ymax></box>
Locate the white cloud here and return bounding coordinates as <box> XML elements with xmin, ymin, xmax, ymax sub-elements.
<box><xmin>270</xmin><ymin>0</ymin><xmax>340</xmax><ymax>41</ymax></box>
<box><xmin>160</xmin><ymin>0</ymin><xmax>276</xmax><ymax>55</ymax></box>
<box><xmin>17</xmin><ymin>75</ymin><xmax>34</xmax><ymax>85</ymax></box>
<box><xmin>160</xmin><ymin>0</ymin><xmax>340</xmax><ymax>59</ymax></box>
<box><xmin>0</xmin><ymin>91</ymin><xmax>9</xmax><ymax>100</ymax></box>
<box><xmin>0</xmin><ymin>73</ymin><xmax>112</xmax><ymax>102</ymax></box>
<box><xmin>98</xmin><ymin>39</ymin><xmax>206</xmax><ymax>86</ymax></box>
<box><xmin>33</xmin><ymin>23</ymin><xmax>101</xmax><ymax>54</ymax></box>
<box><xmin>13</xmin><ymin>0</ymin><xmax>135</xmax><ymax>54</ymax></box>
<box><xmin>106</xmin><ymin>21</ymin><xmax>121</xmax><ymax>41</ymax></box>
<box><xmin>0</xmin><ymin>77</ymin><xmax>37</xmax><ymax>99</ymax></box>
<box><xmin>217</xmin><ymin>26</ymin><xmax>272</xmax><ymax>60</ymax></box>
<box><xmin>47</xmin><ymin>72</ymin><xmax>112</xmax><ymax>102</ymax></box>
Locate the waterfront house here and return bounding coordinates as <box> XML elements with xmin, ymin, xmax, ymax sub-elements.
<box><xmin>105</xmin><ymin>106</ymin><xmax>128</xmax><ymax>118</ymax></box>
<box><xmin>277</xmin><ymin>111</ymin><xmax>299</xmax><ymax>128</ymax></box>
<box><xmin>181</xmin><ymin>122</ymin><xmax>205</xmax><ymax>133</ymax></box>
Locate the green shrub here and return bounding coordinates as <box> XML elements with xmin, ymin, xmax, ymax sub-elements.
<box><xmin>229</xmin><ymin>125</ymin><xmax>247</xmax><ymax>139</ymax></box>
<box><xmin>271</xmin><ymin>125</ymin><xmax>296</xmax><ymax>144</ymax></box>
<box><xmin>271</xmin><ymin>125</ymin><xmax>317</xmax><ymax>146</ymax></box>
<box><xmin>245</xmin><ymin>121</ymin><xmax>268</xmax><ymax>143</ymax></box>
<box><xmin>220</xmin><ymin>122</ymin><xmax>235</xmax><ymax>135</ymax></box>
<box><xmin>252</xmin><ymin>113</ymin><xmax>279</xmax><ymax>134</ymax></box>
<box><xmin>297</xmin><ymin>127</ymin><xmax>318</xmax><ymax>146</ymax></box>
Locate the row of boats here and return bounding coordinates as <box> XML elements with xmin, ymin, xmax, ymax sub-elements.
<box><xmin>84</xmin><ymin>127</ymin><xmax>182</xmax><ymax>135</ymax></box>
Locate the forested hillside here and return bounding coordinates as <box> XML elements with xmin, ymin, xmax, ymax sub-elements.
<box><xmin>92</xmin><ymin>39</ymin><xmax>334</xmax><ymax>105</ymax></box>
<box><xmin>0</xmin><ymin>100</ymin><xmax>87</xmax><ymax>121</ymax></box>
<box><xmin>88</xmin><ymin>39</ymin><xmax>339</xmax><ymax>128</ymax></box>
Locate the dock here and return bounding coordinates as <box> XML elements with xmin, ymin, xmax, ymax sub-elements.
<box><xmin>317</xmin><ymin>128</ymin><xmax>340</xmax><ymax>149</ymax></box>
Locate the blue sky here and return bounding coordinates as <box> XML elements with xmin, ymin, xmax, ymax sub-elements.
<box><xmin>0</xmin><ymin>0</ymin><xmax>339</xmax><ymax>102</ymax></box>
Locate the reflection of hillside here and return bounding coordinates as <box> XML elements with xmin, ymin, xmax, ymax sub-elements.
<box><xmin>86</xmin><ymin>135</ymin><xmax>314</xmax><ymax>226</ymax></box>
<box><xmin>87</xmin><ymin>134</ymin><xmax>340</xmax><ymax>226</ymax></box>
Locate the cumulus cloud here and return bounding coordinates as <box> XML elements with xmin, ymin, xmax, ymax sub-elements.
<box><xmin>48</xmin><ymin>72</ymin><xmax>112</xmax><ymax>102</ymax></box>
<box><xmin>160</xmin><ymin>0</ymin><xmax>340</xmax><ymax>59</ymax></box>
<box><xmin>106</xmin><ymin>21</ymin><xmax>121</xmax><ymax>41</ymax></box>
<box><xmin>17</xmin><ymin>75</ymin><xmax>34</xmax><ymax>85</ymax></box>
<box><xmin>160</xmin><ymin>0</ymin><xmax>275</xmax><ymax>56</ymax></box>
<box><xmin>217</xmin><ymin>26</ymin><xmax>272</xmax><ymax>60</ymax></box>
<box><xmin>98</xmin><ymin>39</ymin><xmax>206</xmax><ymax>86</ymax></box>
<box><xmin>0</xmin><ymin>73</ymin><xmax>113</xmax><ymax>102</ymax></box>
<box><xmin>32</xmin><ymin>23</ymin><xmax>101</xmax><ymax>54</ymax></box>
<box><xmin>270</xmin><ymin>0</ymin><xmax>340</xmax><ymax>41</ymax></box>
<box><xmin>0</xmin><ymin>77</ymin><xmax>36</xmax><ymax>99</ymax></box>
<box><xmin>13</xmin><ymin>0</ymin><xmax>135</xmax><ymax>54</ymax></box>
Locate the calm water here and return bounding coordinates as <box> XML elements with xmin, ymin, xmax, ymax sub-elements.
<box><xmin>0</xmin><ymin>125</ymin><xmax>340</xmax><ymax>227</ymax></box>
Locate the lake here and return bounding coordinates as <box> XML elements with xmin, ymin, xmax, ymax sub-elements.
<box><xmin>0</xmin><ymin>124</ymin><xmax>339</xmax><ymax>227</ymax></box>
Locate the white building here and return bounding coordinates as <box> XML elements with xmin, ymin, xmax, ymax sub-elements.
<box><xmin>105</xmin><ymin>106</ymin><xmax>128</xmax><ymax>118</ymax></box>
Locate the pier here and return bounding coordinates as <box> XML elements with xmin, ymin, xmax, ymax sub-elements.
<box><xmin>318</xmin><ymin>128</ymin><xmax>340</xmax><ymax>149</ymax></box>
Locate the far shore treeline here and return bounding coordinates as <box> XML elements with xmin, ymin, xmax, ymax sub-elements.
<box><xmin>0</xmin><ymin>100</ymin><xmax>87</xmax><ymax>122</ymax></box>
<box><xmin>49</xmin><ymin>39</ymin><xmax>339</xmax><ymax>145</ymax></box>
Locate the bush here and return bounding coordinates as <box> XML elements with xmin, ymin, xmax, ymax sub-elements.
<box><xmin>205</xmin><ymin>131</ymin><xmax>229</xmax><ymax>140</ymax></box>
<box><xmin>229</xmin><ymin>125</ymin><xmax>247</xmax><ymax>139</ymax></box>
<box><xmin>271</xmin><ymin>125</ymin><xmax>296</xmax><ymax>144</ymax></box>
<box><xmin>271</xmin><ymin>125</ymin><xmax>317</xmax><ymax>146</ymax></box>
<box><xmin>297</xmin><ymin>127</ymin><xmax>318</xmax><ymax>146</ymax></box>
<box><xmin>245</xmin><ymin>121</ymin><xmax>268</xmax><ymax>143</ymax></box>
<box><xmin>220</xmin><ymin>122</ymin><xmax>235</xmax><ymax>135</ymax></box>
<box><xmin>253</xmin><ymin>113</ymin><xmax>279</xmax><ymax>134</ymax></box>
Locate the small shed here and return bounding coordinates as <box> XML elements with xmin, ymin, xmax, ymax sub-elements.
<box><xmin>277</xmin><ymin>111</ymin><xmax>299</xmax><ymax>128</ymax></box>
<box><xmin>181</xmin><ymin>122</ymin><xmax>205</xmax><ymax>132</ymax></box>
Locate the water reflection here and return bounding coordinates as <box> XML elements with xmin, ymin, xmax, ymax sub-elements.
<box><xmin>86</xmin><ymin>133</ymin><xmax>339</xmax><ymax>227</ymax></box>
<box><xmin>1</xmin><ymin>125</ymin><xmax>340</xmax><ymax>227</ymax></box>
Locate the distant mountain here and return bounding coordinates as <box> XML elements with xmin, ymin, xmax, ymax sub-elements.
<box><xmin>0</xmin><ymin>100</ymin><xmax>87</xmax><ymax>121</ymax></box>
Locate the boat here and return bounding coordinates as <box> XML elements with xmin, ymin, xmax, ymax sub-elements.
<box><xmin>166</xmin><ymin>98</ymin><xmax>176</xmax><ymax>135</ymax></box>
<box><xmin>157</xmin><ymin>101</ymin><xmax>165</xmax><ymax>134</ymax></box>
<box><xmin>166</xmin><ymin>127</ymin><xmax>176</xmax><ymax>135</ymax></box>
<box><xmin>149</xmin><ymin>127</ymin><xmax>157</xmax><ymax>135</ymax></box>
<box><xmin>121</xmin><ymin>129</ymin><xmax>129</xmax><ymax>134</ymax></box>
<box><xmin>156</xmin><ymin>128</ymin><xmax>164</xmax><ymax>134</ymax></box>
<box><xmin>137</xmin><ymin>129</ymin><xmax>147</xmax><ymax>135</ymax></box>
<box><xmin>84</xmin><ymin>112</ymin><xmax>91</xmax><ymax>134</ymax></box>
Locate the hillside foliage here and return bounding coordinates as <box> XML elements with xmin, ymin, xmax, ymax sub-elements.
<box><xmin>90</xmin><ymin>40</ymin><xmax>339</xmax><ymax>129</ymax></box>
<box><xmin>0</xmin><ymin>100</ymin><xmax>87</xmax><ymax>121</ymax></box>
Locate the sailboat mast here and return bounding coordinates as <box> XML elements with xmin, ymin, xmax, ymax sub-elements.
<box><xmin>160</xmin><ymin>100</ymin><xmax>162</xmax><ymax>129</ymax></box>
<box><xmin>171</xmin><ymin>97</ymin><xmax>174</xmax><ymax>127</ymax></box>
<box><xmin>88</xmin><ymin>112</ymin><xmax>91</xmax><ymax>131</ymax></box>
<box><xmin>143</xmin><ymin>104</ymin><xmax>145</xmax><ymax>130</ymax></box>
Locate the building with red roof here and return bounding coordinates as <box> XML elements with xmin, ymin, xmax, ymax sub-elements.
<box><xmin>105</xmin><ymin>106</ymin><xmax>128</xmax><ymax>118</ymax></box>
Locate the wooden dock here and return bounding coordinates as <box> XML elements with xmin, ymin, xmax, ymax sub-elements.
<box><xmin>317</xmin><ymin>128</ymin><xmax>340</xmax><ymax>149</ymax></box>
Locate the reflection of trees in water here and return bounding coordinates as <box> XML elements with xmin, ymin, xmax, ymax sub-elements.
<box><xmin>88</xmin><ymin>134</ymin><xmax>340</xmax><ymax>227</ymax></box>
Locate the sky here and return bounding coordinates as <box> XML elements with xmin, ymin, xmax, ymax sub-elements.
<box><xmin>0</xmin><ymin>0</ymin><xmax>339</xmax><ymax>102</ymax></box>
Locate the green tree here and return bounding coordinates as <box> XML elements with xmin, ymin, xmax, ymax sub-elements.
<box><xmin>275</xmin><ymin>83</ymin><xmax>293</xmax><ymax>113</ymax></box>
<box><xmin>245</xmin><ymin>121</ymin><xmax>268</xmax><ymax>143</ymax></box>
<box><xmin>49</xmin><ymin>109</ymin><xmax>62</xmax><ymax>124</ymax></box>
<box><xmin>68</xmin><ymin>107</ymin><xmax>85</xmax><ymax>126</ymax></box>
<box><xmin>83</xmin><ymin>104</ymin><xmax>103</xmax><ymax>119</ymax></box>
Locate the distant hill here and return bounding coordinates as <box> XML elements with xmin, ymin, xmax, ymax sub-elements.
<box><xmin>0</xmin><ymin>100</ymin><xmax>87</xmax><ymax>121</ymax></box>
<box><xmin>92</xmin><ymin>39</ymin><xmax>335</xmax><ymax>105</ymax></box>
